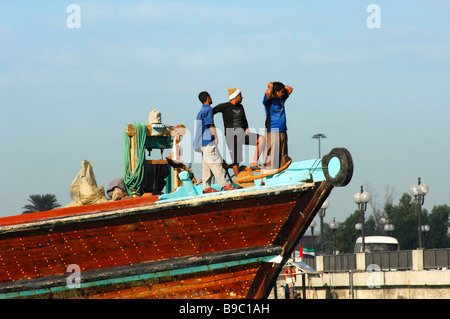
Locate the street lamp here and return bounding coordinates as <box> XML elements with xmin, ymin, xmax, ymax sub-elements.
<box><xmin>329</xmin><ymin>218</ymin><xmax>339</xmax><ymax>255</ymax></box>
<box><xmin>380</xmin><ymin>217</ymin><xmax>395</xmax><ymax>236</ymax></box>
<box><xmin>319</xmin><ymin>199</ymin><xmax>329</xmax><ymax>254</ymax></box>
<box><xmin>421</xmin><ymin>225</ymin><xmax>430</xmax><ymax>248</ymax></box>
<box><xmin>409</xmin><ymin>177</ymin><xmax>429</xmax><ymax>249</ymax></box>
<box><xmin>384</xmin><ymin>223</ymin><xmax>395</xmax><ymax>236</ymax></box>
<box><xmin>312</xmin><ymin>133</ymin><xmax>327</xmax><ymax>158</ymax></box>
<box><xmin>353</xmin><ymin>186</ymin><xmax>371</xmax><ymax>252</ymax></box>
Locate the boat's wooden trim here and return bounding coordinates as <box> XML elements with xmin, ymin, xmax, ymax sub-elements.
<box><xmin>0</xmin><ymin>195</ymin><xmax>159</xmax><ymax>228</ymax></box>
<box><xmin>247</xmin><ymin>180</ymin><xmax>333</xmax><ymax>298</ymax></box>
<box><xmin>0</xmin><ymin>245</ymin><xmax>282</xmax><ymax>299</ymax></box>
<box><xmin>0</xmin><ymin>182</ymin><xmax>314</xmax><ymax>236</ymax></box>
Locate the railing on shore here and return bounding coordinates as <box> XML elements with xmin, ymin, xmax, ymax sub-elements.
<box><xmin>323</xmin><ymin>253</ymin><xmax>356</xmax><ymax>272</ymax></box>
<box><xmin>304</xmin><ymin>248</ymin><xmax>450</xmax><ymax>273</ymax></box>
<box><xmin>423</xmin><ymin>248</ymin><xmax>450</xmax><ymax>269</ymax></box>
<box><xmin>365</xmin><ymin>250</ymin><xmax>413</xmax><ymax>270</ymax></box>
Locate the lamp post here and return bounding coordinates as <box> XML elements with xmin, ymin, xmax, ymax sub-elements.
<box><xmin>353</xmin><ymin>186</ymin><xmax>371</xmax><ymax>252</ymax></box>
<box><xmin>319</xmin><ymin>199</ymin><xmax>329</xmax><ymax>254</ymax></box>
<box><xmin>355</xmin><ymin>223</ymin><xmax>363</xmax><ymax>253</ymax></box>
<box><xmin>312</xmin><ymin>133</ymin><xmax>327</xmax><ymax>158</ymax></box>
<box><xmin>421</xmin><ymin>225</ymin><xmax>430</xmax><ymax>248</ymax></box>
<box><xmin>310</xmin><ymin>220</ymin><xmax>316</xmax><ymax>253</ymax></box>
<box><xmin>329</xmin><ymin>218</ymin><xmax>339</xmax><ymax>255</ymax></box>
<box><xmin>409</xmin><ymin>178</ymin><xmax>429</xmax><ymax>249</ymax></box>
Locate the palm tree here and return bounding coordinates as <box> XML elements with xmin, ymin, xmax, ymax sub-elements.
<box><xmin>22</xmin><ymin>194</ymin><xmax>61</xmax><ymax>214</ymax></box>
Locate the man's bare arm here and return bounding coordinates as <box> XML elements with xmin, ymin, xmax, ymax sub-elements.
<box><xmin>285</xmin><ymin>85</ymin><xmax>293</xmax><ymax>95</ymax></box>
<box><xmin>209</xmin><ymin>125</ymin><xmax>219</xmax><ymax>145</ymax></box>
<box><xmin>265</xmin><ymin>82</ymin><xmax>273</xmax><ymax>99</ymax></box>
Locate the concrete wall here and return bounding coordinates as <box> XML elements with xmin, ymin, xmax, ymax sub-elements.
<box><xmin>270</xmin><ymin>249</ymin><xmax>450</xmax><ymax>299</ymax></box>
<box><xmin>305</xmin><ymin>269</ymin><xmax>450</xmax><ymax>299</ymax></box>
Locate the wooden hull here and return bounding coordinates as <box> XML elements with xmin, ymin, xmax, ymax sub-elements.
<box><xmin>0</xmin><ymin>181</ymin><xmax>332</xmax><ymax>299</ymax></box>
<box><xmin>0</xmin><ymin>147</ymin><xmax>355</xmax><ymax>299</ymax></box>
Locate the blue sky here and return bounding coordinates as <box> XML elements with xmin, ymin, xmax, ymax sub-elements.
<box><xmin>1</xmin><ymin>1</ymin><xmax>449</xmax><ymax>225</ymax></box>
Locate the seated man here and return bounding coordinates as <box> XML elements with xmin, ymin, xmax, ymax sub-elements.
<box><xmin>193</xmin><ymin>91</ymin><xmax>238</xmax><ymax>193</ymax></box>
<box><xmin>213</xmin><ymin>88</ymin><xmax>265</xmax><ymax>176</ymax></box>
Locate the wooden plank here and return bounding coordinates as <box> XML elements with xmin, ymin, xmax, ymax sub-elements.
<box><xmin>81</xmin><ymin>264</ymin><xmax>260</xmax><ymax>299</ymax></box>
<box><xmin>0</xmin><ymin>194</ymin><xmax>297</xmax><ymax>283</ymax></box>
<box><xmin>2</xmin><ymin>250</ymin><xmax>274</xmax><ymax>299</ymax></box>
<box><xmin>0</xmin><ymin>219</ymin><xmax>285</xmax><ymax>282</ymax></box>
<box><xmin>17</xmin><ymin>263</ymin><xmax>263</xmax><ymax>299</ymax></box>
<box><xmin>130</xmin><ymin>135</ymin><xmax>136</xmax><ymax>173</ymax></box>
<box><xmin>124</xmin><ymin>124</ymin><xmax>184</xmax><ymax>138</ymax></box>
<box><xmin>0</xmin><ymin>195</ymin><xmax>159</xmax><ymax>228</ymax></box>
<box><xmin>236</xmin><ymin>158</ymin><xmax>292</xmax><ymax>183</ymax></box>
<box><xmin>145</xmin><ymin>160</ymin><xmax>168</xmax><ymax>165</ymax></box>
<box><xmin>0</xmin><ymin>183</ymin><xmax>307</xmax><ymax>235</ymax></box>
<box><xmin>124</xmin><ymin>124</ymin><xmax>151</xmax><ymax>137</ymax></box>
<box><xmin>247</xmin><ymin>181</ymin><xmax>334</xmax><ymax>298</ymax></box>
<box><xmin>0</xmin><ymin>245</ymin><xmax>281</xmax><ymax>296</ymax></box>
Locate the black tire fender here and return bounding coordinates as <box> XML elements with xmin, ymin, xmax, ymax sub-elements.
<box><xmin>322</xmin><ymin>148</ymin><xmax>353</xmax><ymax>187</ymax></box>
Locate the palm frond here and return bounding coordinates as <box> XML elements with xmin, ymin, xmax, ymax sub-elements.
<box><xmin>22</xmin><ymin>194</ymin><xmax>61</xmax><ymax>214</ymax></box>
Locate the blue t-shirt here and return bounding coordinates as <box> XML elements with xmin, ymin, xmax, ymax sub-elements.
<box><xmin>262</xmin><ymin>92</ymin><xmax>289</xmax><ymax>132</ymax></box>
<box><xmin>193</xmin><ymin>104</ymin><xmax>215</xmax><ymax>152</ymax></box>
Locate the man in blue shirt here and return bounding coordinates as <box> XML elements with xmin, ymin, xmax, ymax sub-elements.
<box><xmin>194</xmin><ymin>91</ymin><xmax>238</xmax><ymax>193</ymax></box>
<box><xmin>262</xmin><ymin>82</ymin><xmax>293</xmax><ymax>171</ymax></box>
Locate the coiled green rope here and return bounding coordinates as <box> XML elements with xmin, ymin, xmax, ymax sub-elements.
<box><xmin>124</xmin><ymin>122</ymin><xmax>147</xmax><ymax>196</ymax></box>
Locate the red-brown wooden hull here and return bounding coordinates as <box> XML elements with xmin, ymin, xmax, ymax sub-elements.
<box><xmin>0</xmin><ymin>181</ymin><xmax>333</xmax><ymax>299</ymax></box>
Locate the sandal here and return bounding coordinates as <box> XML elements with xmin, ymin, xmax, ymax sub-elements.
<box><xmin>203</xmin><ymin>187</ymin><xmax>218</xmax><ymax>194</ymax></box>
<box><xmin>222</xmin><ymin>184</ymin><xmax>241</xmax><ymax>191</ymax></box>
<box><xmin>250</xmin><ymin>163</ymin><xmax>262</xmax><ymax>170</ymax></box>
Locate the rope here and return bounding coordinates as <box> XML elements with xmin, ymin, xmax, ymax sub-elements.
<box><xmin>124</xmin><ymin>122</ymin><xmax>147</xmax><ymax>196</ymax></box>
<box><xmin>309</xmin><ymin>158</ymin><xmax>322</xmax><ymax>175</ymax></box>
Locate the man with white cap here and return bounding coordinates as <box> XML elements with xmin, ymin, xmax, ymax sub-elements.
<box><xmin>213</xmin><ymin>88</ymin><xmax>265</xmax><ymax>177</ymax></box>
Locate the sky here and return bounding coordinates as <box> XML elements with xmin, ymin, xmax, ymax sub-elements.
<box><xmin>1</xmin><ymin>1</ymin><xmax>449</xmax><ymax>226</ymax></box>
